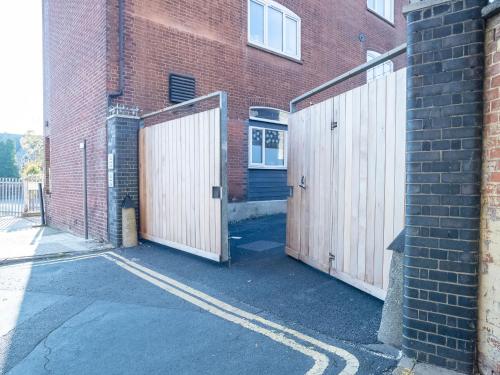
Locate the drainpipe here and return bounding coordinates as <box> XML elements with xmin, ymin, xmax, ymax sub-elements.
<box><xmin>80</xmin><ymin>141</ymin><xmax>88</xmax><ymax>239</ymax></box>
<box><xmin>108</xmin><ymin>0</ymin><xmax>125</xmax><ymax>103</ymax></box>
<box><xmin>106</xmin><ymin>0</ymin><xmax>124</xmax><ymax>242</ymax></box>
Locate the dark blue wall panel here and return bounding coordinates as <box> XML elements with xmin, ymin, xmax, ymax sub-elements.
<box><xmin>247</xmin><ymin>169</ymin><xmax>288</xmax><ymax>201</ymax></box>
<box><xmin>246</xmin><ymin>119</ymin><xmax>288</xmax><ymax>201</ymax></box>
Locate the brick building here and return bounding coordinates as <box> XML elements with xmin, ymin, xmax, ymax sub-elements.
<box><xmin>43</xmin><ymin>0</ymin><xmax>407</xmax><ymax>241</ymax></box>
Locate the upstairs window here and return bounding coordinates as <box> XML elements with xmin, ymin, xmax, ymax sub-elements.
<box><xmin>366</xmin><ymin>50</ymin><xmax>393</xmax><ymax>83</ymax></box>
<box><xmin>248</xmin><ymin>0</ymin><xmax>301</xmax><ymax>60</ymax></box>
<box><xmin>367</xmin><ymin>0</ymin><xmax>394</xmax><ymax>23</ymax></box>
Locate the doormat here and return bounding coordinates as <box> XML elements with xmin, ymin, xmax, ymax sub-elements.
<box><xmin>237</xmin><ymin>240</ymin><xmax>283</xmax><ymax>252</ymax></box>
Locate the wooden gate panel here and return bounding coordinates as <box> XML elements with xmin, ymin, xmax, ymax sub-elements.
<box><xmin>286</xmin><ymin>68</ymin><xmax>407</xmax><ymax>300</ymax></box>
<box><xmin>286</xmin><ymin>107</ymin><xmax>303</xmax><ymax>259</ymax></box>
<box><xmin>286</xmin><ymin>99</ymin><xmax>334</xmax><ymax>273</ymax></box>
<box><xmin>139</xmin><ymin>108</ymin><xmax>228</xmax><ymax>262</ymax></box>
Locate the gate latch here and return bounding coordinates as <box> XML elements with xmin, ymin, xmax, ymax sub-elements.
<box><xmin>299</xmin><ymin>176</ymin><xmax>306</xmax><ymax>189</ymax></box>
<box><xmin>212</xmin><ymin>186</ymin><xmax>222</xmax><ymax>199</ymax></box>
<box><xmin>331</xmin><ymin>121</ymin><xmax>338</xmax><ymax>130</ymax></box>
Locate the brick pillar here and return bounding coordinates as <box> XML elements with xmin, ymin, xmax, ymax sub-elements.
<box><xmin>107</xmin><ymin>110</ymin><xmax>140</xmax><ymax>247</ymax></box>
<box><xmin>404</xmin><ymin>0</ymin><xmax>486</xmax><ymax>373</ymax></box>
<box><xmin>479</xmin><ymin>3</ymin><xmax>500</xmax><ymax>374</ymax></box>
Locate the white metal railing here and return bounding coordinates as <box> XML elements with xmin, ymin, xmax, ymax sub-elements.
<box><xmin>0</xmin><ymin>177</ymin><xmax>42</xmax><ymax>217</ymax></box>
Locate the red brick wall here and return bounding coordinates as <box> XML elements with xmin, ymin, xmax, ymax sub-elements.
<box><xmin>108</xmin><ymin>0</ymin><xmax>407</xmax><ymax>201</ymax></box>
<box><xmin>479</xmin><ymin>11</ymin><xmax>500</xmax><ymax>375</ymax></box>
<box><xmin>43</xmin><ymin>0</ymin><xmax>108</xmax><ymax>240</ymax></box>
<box><xmin>44</xmin><ymin>0</ymin><xmax>407</xmax><ymax>240</ymax></box>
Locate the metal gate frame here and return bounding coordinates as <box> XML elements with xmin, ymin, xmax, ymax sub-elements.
<box><xmin>139</xmin><ymin>91</ymin><xmax>229</xmax><ymax>263</ymax></box>
<box><xmin>287</xmin><ymin>44</ymin><xmax>407</xmax><ymax>300</ymax></box>
<box><xmin>0</xmin><ymin>177</ymin><xmax>42</xmax><ymax>218</ymax></box>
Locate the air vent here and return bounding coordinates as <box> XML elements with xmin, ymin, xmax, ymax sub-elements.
<box><xmin>169</xmin><ymin>73</ymin><xmax>196</xmax><ymax>104</ymax></box>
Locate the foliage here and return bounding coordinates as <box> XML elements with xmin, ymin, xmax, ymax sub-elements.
<box><xmin>20</xmin><ymin>131</ymin><xmax>44</xmax><ymax>177</ymax></box>
<box><xmin>0</xmin><ymin>140</ymin><xmax>20</xmax><ymax>178</ymax></box>
<box><xmin>22</xmin><ymin>161</ymin><xmax>42</xmax><ymax>177</ymax></box>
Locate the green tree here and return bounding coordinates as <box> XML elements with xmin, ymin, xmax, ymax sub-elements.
<box><xmin>22</xmin><ymin>161</ymin><xmax>42</xmax><ymax>177</ymax></box>
<box><xmin>0</xmin><ymin>140</ymin><xmax>20</xmax><ymax>178</ymax></box>
<box><xmin>20</xmin><ymin>131</ymin><xmax>43</xmax><ymax>177</ymax></box>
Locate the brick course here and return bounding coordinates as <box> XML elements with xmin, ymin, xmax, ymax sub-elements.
<box><xmin>404</xmin><ymin>0</ymin><xmax>486</xmax><ymax>372</ymax></box>
<box><xmin>107</xmin><ymin>115</ymin><xmax>140</xmax><ymax>247</ymax></box>
<box><xmin>43</xmin><ymin>0</ymin><xmax>109</xmax><ymax>240</ymax></box>
<box><xmin>44</xmin><ymin>0</ymin><xmax>406</xmax><ymax>235</ymax></box>
<box><xmin>107</xmin><ymin>0</ymin><xmax>407</xmax><ymax>201</ymax></box>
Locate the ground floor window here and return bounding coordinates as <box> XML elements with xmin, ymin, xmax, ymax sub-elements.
<box><xmin>249</xmin><ymin>126</ymin><xmax>287</xmax><ymax>169</ymax></box>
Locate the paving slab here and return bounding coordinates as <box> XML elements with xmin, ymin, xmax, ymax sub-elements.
<box><xmin>237</xmin><ymin>240</ymin><xmax>283</xmax><ymax>252</ymax></box>
<box><xmin>393</xmin><ymin>356</ymin><xmax>465</xmax><ymax>375</ymax></box>
<box><xmin>0</xmin><ymin>217</ymin><xmax>112</xmax><ymax>264</ymax></box>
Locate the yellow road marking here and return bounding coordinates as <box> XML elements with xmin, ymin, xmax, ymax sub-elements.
<box><xmin>102</xmin><ymin>253</ymin><xmax>329</xmax><ymax>374</ymax></box>
<box><xmin>105</xmin><ymin>252</ymin><xmax>360</xmax><ymax>375</ymax></box>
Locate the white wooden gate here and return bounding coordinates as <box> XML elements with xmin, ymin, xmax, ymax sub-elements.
<box><xmin>286</xmin><ymin>68</ymin><xmax>406</xmax><ymax>300</ymax></box>
<box><xmin>139</xmin><ymin>92</ymin><xmax>229</xmax><ymax>262</ymax></box>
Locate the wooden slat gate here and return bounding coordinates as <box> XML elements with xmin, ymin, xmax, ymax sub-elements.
<box><xmin>139</xmin><ymin>92</ymin><xmax>229</xmax><ymax>262</ymax></box>
<box><xmin>286</xmin><ymin>69</ymin><xmax>406</xmax><ymax>300</ymax></box>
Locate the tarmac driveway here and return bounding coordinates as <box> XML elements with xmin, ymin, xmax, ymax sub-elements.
<box><xmin>0</xmin><ymin>214</ymin><xmax>399</xmax><ymax>374</ymax></box>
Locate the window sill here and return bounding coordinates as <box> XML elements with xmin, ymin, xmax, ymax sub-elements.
<box><xmin>367</xmin><ymin>8</ymin><xmax>395</xmax><ymax>27</ymax></box>
<box><xmin>249</xmin><ymin>165</ymin><xmax>287</xmax><ymax>170</ymax></box>
<box><xmin>247</xmin><ymin>42</ymin><xmax>303</xmax><ymax>64</ymax></box>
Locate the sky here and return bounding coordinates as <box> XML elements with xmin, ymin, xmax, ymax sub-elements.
<box><xmin>0</xmin><ymin>1</ymin><xmax>43</xmax><ymax>136</ymax></box>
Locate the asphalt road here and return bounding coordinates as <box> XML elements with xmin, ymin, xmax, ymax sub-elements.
<box><xmin>0</xmin><ymin>215</ymin><xmax>399</xmax><ymax>374</ymax></box>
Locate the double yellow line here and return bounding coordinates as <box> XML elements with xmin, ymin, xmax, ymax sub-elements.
<box><xmin>103</xmin><ymin>252</ymin><xmax>360</xmax><ymax>375</ymax></box>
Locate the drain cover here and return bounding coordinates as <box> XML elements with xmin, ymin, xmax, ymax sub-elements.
<box><xmin>237</xmin><ymin>240</ymin><xmax>283</xmax><ymax>252</ymax></box>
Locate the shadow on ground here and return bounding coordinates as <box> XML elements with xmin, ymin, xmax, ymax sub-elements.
<box><xmin>0</xmin><ymin>214</ymin><xmax>393</xmax><ymax>375</ymax></box>
<box><xmin>0</xmin><ymin>216</ymin><xmax>111</xmax><ymax>263</ymax></box>
<box><xmin>133</xmin><ymin>214</ymin><xmax>384</xmax><ymax>345</ymax></box>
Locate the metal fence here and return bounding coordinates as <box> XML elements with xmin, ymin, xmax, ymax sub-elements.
<box><xmin>0</xmin><ymin>177</ymin><xmax>42</xmax><ymax>217</ymax></box>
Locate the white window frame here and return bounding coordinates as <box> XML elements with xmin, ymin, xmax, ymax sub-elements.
<box><xmin>247</xmin><ymin>0</ymin><xmax>301</xmax><ymax>60</ymax></box>
<box><xmin>248</xmin><ymin>126</ymin><xmax>288</xmax><ymax>170</ymax></box>
<box><xmin>366</xmin><ymin>50</ymin><xmax>394</xmax><ymax>83</ymax></box>
<box><xmin>249</xmin><ymin>106</ymin><xmax>289</xmax><ymax>125</ymax></box>
<box><xmin>367</xmin><ymin>0</ymin><xmax>394</xmax><ymax>23</ymax></box>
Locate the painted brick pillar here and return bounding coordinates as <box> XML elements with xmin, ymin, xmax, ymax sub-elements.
<box><xmin>107</xmin><ymin>109</ymin><xmax>140</xmax><ymax>247</ymax></box>
<box><xmin>404</xmin><ymin>0</ymin><xmax>486</xmax><ymax>372</ymax></box>
<box><xmin>479</xmin><ymin>2</ymin><xmax>500</xmax><ymax>374</ymax></box>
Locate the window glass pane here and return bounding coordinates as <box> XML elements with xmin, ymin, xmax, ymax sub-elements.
<box><xmin>268</xmin><ymin>7</ymin><xmax>283</xmax><ymax>51</ymax></box>
<box><xmin>367</xmin><ymin>50</ymin><xmax>392</xmax><ymax>82</ymax></box>
<box><xmin>384</xmin><ymin>61</ymin><xmax>393</xmax><ymax>74</ymax></box>
<box><xmin>367</xmin><ymin>69</ymin><xmax>374</xmax><ymax>82</ymax></box>
<box><xmin>368</xmin><ymin>0</ymin><xmax>387</xmax><ymax>17</ymax></box>
<box><xmin>265</xmin><ymin>130</ymin><xmax>285</xmax><ymax>166</ymax></box>
<box><xmin>376</xmin><ymin>0</ymin><xmax>385</xmax><ymax>14</ymax></box>
<box><xmin>285</xmin><ymin>17</ymin><xmax>297</xmax><ymax>56</ymax></box>
<box><xmin>249</xmin><ymin>1</ymin><xmax>264</xmax><ymax>44</ymax></box>
<box><xmin>251</xmin><ymin>128</ymin><xmax>263</xmax><ymax>164</ymax></box>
